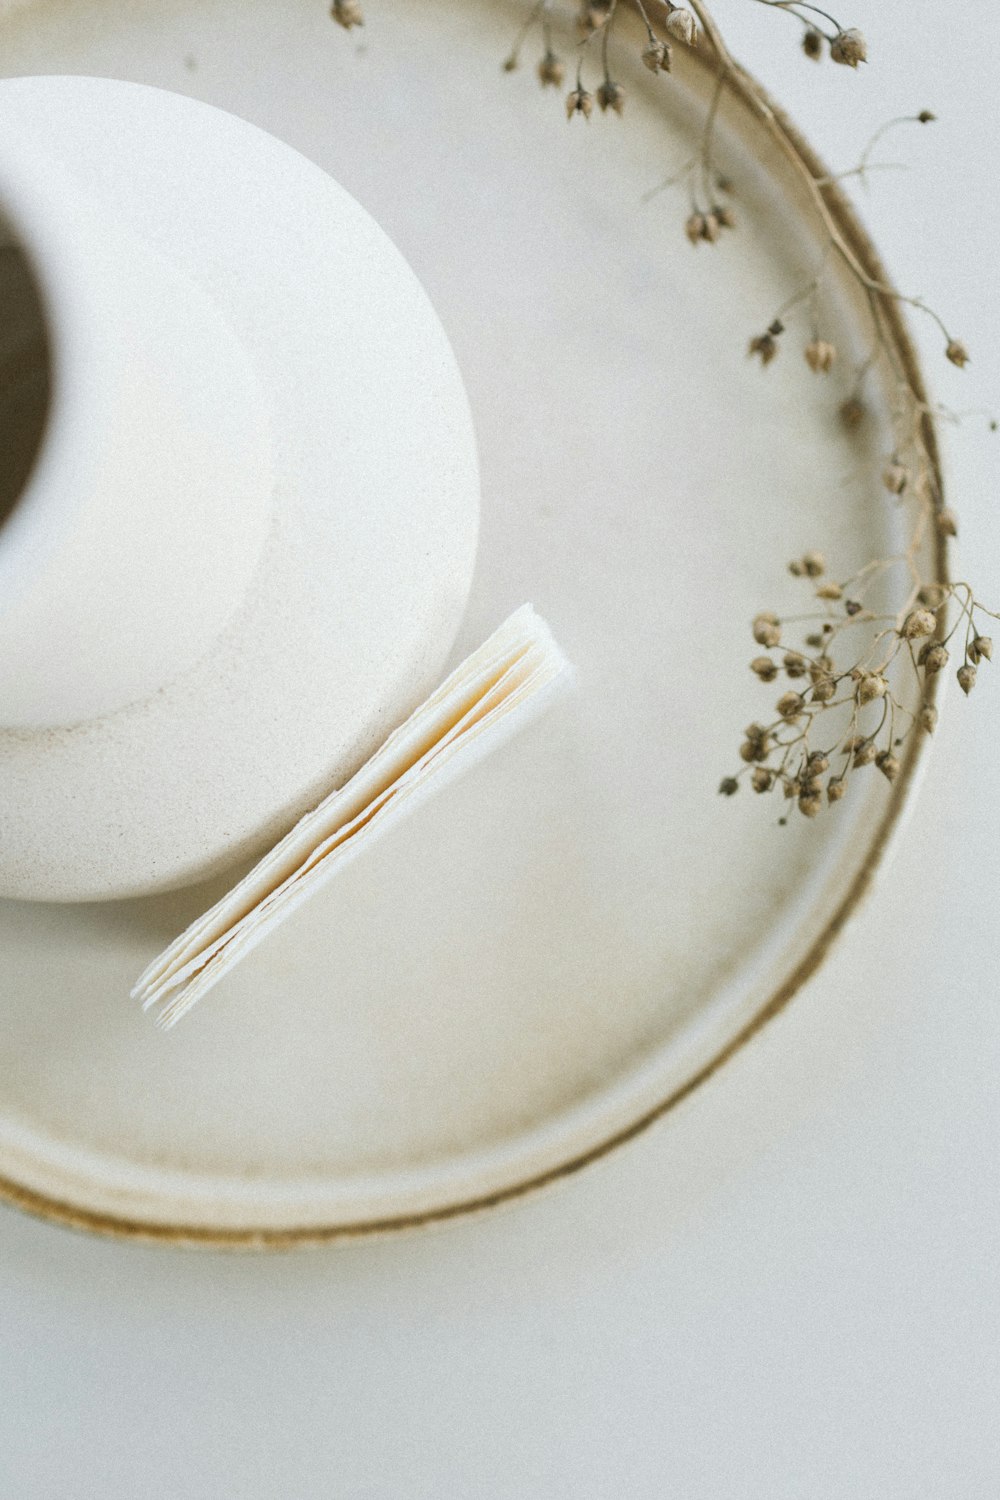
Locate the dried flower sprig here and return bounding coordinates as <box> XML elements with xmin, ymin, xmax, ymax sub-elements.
<box><xmin>330</xmin><ymin>0</ymin><xmax>996</xmax><ymax>820</ymax></box>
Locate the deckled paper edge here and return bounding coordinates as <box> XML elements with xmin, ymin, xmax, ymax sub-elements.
<box><xmin>134</xmin><ymin>606</ymin><xmax>572</xmax><ymax>1027</ymax></box>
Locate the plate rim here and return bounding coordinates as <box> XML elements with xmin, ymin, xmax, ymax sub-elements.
<box><xmin>0</xmin><ymin>25</ymin><xmax>946</xmax><ymax>1249</ymax></box>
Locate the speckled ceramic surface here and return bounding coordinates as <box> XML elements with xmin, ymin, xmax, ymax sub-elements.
<box><xmin>0</xmin><ymin>0</ymin><xmax>941</xmax><ymax>1242</ymax></box>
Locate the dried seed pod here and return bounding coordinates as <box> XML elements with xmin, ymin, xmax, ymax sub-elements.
<box><xmin>331</xmin><ymin>0</ymin><xmax>364</xmax><ymax>27</ymax></box>
<box><xmin>811</xmin><ymin>675</ymin><xmax>836</xmax><ymax>702</ymax></box>
<box><xmin>751</xmin><ymin>656</ymin><xmax>779</xmax><ymax>682</ymax></box>
<box><xmin>901</xmin><ymin>608</ymin><xmax>937</xmax><ymax>640</ymax></box>
<box><xmin>970</xmin><ymin>635</ymin><xmax>993</xmax><ymax>664</ymax></box>
<box><xmin>752</xmin><ymin>612</ymin><xmax>781</xmax><ymax>648</ymax></box>
<box><xmin>839</xmin><ymin>396</ymin><xmax>866</xmax><ymax>430</ymax></box>
<box><xmin>749</xmin><ymin>331</ymin><xmax>779</xmax><ymax>366</ymax></box>
<box><xmin>946</xmin><ymin>339</ymin><xmax>970</xmax><ymax>369</ymax></box>
<box><xmin>919</xmin><ymin>703</ymin><xmax>938</xmax><ymax>734</ymax></box>
<box><xmin>537</xmin><ymin>51</ymin><xmax>565</xmax><ymax>87</ymax></box>
<box><xmin>798</xmin><ymin>789</ymin><xmax>822</xmax><ymax>818</ymax></box>
<box><xmin>816</xmin><ymin>582</ymin><xmax>843</xmax><ymax>601</ymax></box>
<box><xmin>776</xmin><ymin>690</ymin><xmax>805</xmax><ymax>719</ymax></box>
<box><xmin>936</xmin><ymin>508</ymin><xmax>958</xmax><ymax>538</ymax></box>
<box><xmin>802</xmin><ymin>551</ymin><xmax>825</xmax><ymax>578</ymax></box>
<box><xmin>882</xmin><ymin>462</ymin><xmax>909</xmax><ymax>495</ymax></box>
<box><xmin>685</xmin><ymin>212</ymin><xmax>708</xmax><ymax>244</ymax></box>
<box><xmin>918</xmin><ymin>584</ymin><xmax>946</xmax><ymax>609</ymax></box>
<box><xmin>802</xmin><ymin>27</ymin><xmax>824</xmax><ymax>59</ymax></box>
<box><xmin>718</xmin><ymin>776</ymin><xmax>740</xmax><ymax>796</ymax></box>
<box><xmin>804</xmin><ymin>338</ymin><xmax>836</xmax><ymax>373</ymax></box>
<box><xmin>751</xmin><ymin>767</ymin><xmax>773</xmax><ymax>793</ymax></box>
<box><xmin>642</xmin><ymin>39</ymin><xmax>671</xmax><ymax>73</ymax></box>
<box><xmin>919</xmin><ymin>642</ymin><xmax>949</xmax><ymax>674</ymax></box>
<box><xmin>788</xmin><ymin>559</ymin><xmax>805</xmax><ymax>577</ymax></box>
<box><xmin>853</xmin><ymin>741</ymin><xmax>877</xmax><ymax>767</ymax></box>
<box><xmin>597</xmin><ymin>79</ymin><xmax>625</xmax><ymax>115</ymax></box>
<box><xmin>665</xmin><ymin>7</ymin><xmax>697</xmax><ymax>45</ymax></box>
<box><xmin>845</xmin><ymin>599</ymin><xmax>863</xmax><ymax>617</ymax></box>
<box><xmin>876</xmin><ymin>751</ymin><xmax>901</xmax><ymax>783</ymax></box>
<box><xmin>783</xmin><ymin>652</ymin><xmax>808</xmax><ymax>679</ymax></box>
<box><xmin>957</xmin><ymin>663</ymin><xmax>977</xmax><ymax>695</ymax></box>
<box><xmin>856</xmin><ymin>673</ymin><xmax>888</xmax><ymax>704</ymax></box>
<box><xmin>830</xmin><ymin>27</ymin><xmax>867</xmax><ymax>66</ymax></box>
<box><xmin>565</xmin><ymin>86</ymin><xmax>594</xmax><ymax>120</ymax></box>
<box><xmin>699</xmin><ymin>211</ymin><xmax>721</xmax><ymax>243</ymax></box>
<box><xmin>827</xmin><ymin>778</ymin><xmax>846</xmax><ymax>803</ymax></box>
<box><xmin>713</xmin><ymin>204</ymin><xmax>736</xmax><ymax>230</ymax></box>
<box><xmin>806</xmin><ymin>752</ymin><xmax>830</xmax><ymax>776</ymax></box>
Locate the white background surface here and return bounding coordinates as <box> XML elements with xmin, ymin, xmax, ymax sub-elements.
<box><xmin>1</xmin><ymin>2</ymin><xmax>998</xmax><ymax>1495</ymax></box>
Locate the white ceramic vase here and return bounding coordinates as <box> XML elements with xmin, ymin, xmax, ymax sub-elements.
<box><xmin>0</xmin><ymin>76</ymin><xmax>480</xmax><ymax>902</ymax></box>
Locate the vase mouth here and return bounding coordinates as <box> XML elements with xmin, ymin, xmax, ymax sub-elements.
<box><xmin>0</xmin><ymin>143</ymin><xmax>121</xmax><ymax>625</ymax></box>
<box><xmin>0</xmin><ymin>214</ymin><xmax>50</xmax><ymax>538</ymax></box>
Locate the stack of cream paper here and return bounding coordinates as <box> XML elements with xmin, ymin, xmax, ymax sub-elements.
<box><xmin>133</xmin><ymin>606</ymin><xmax>572</xmax><ymax>1028</ymax></box>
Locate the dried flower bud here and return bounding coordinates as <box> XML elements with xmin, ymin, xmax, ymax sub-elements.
<box><xmin>827</xmin><ymin>777</ymin><xmax>846</xmax><ymax>803</ymax></box>
<box><xmin>918</xmin><ymin>110</ymin><xmax>936</xmax><ymax>123</ymax></box>
<box><xmin>946</xmin><ymin>339</ymin><xmax>970</xmax><ymax>369</ymax></box>
<box><xmin>751</xmin><ymin>767</ymin><xmax>773</xmax><ymax>793</ymax></box>
<box><xmin>816</xmin><ymin>581</ymin><xmax>843</xmax><ymax>601</ymax></box>
<box><xmin>719</xmin><ymin>776</ymin><xmax>739</xmax><ymax>797</ymax></box>
<box><xmin>810</xmin><ymin>654</ymin><xmax>834</xmax><ymax>679</ymax></box>
<box><xmin>802</xmin><ymin>27</ymin><xmax>823</xmax><ymax>59</ymax></box>
<box><xmin>845</xmin><ymin>599</ymin><xmax>863</xmax><ymax>617</ymax></box>
<box><xmin>685</xmin><ymin>212</ymin><xmax>706</xmax><ymax>245</ymax></box>
<box><xmin>665</xmin><ymin>7</ymin><xmax>697</xmax><ymax>45</ymax></box>
<box><xmin>876</xmin><ymin>750</ymin><xmax>901</xmax><ymax>783</ymax></box>
<box><xmin>806</xmin><ymin>752</ymin><xmax>830</xmax><ymax>776</ymax></box>
<box><xmin>783</xmin><ymin>652</ymin><xmax>808</xmax><ymax>679</ymax></box>
<box><xmin>853</xmin><ymin>741</ymin><xmax>877</xmax><ymax>767</ymax></box>
<box><xmin>798</xmin><ymin>552</ymin><xmax>823</xmax><ymax>580</ymax></box>
<box><xmin>798</xmin><ymin>789</ymin><xmax>822</xmax><ymax>818</ymax></box>
<box><xmin>919</xmin><ymin>703</ymin><xmax>938</xmax><ymax>734</ymax></box>
<box><xmin>597</xmin><ymin>79</ymin><xmax>625</xmax><ymax>115</ymax></box>
<box><xmin>566</xmin><ymin>86</ymin><xmax>594</xmax><ymax>120</ymax></box>
<box><xmin>856</xmin><ymin>673</ymin><xmax>888</xmax><ymax>704</ymax></box>
<box><xmin>642</xmin><ymin>39</ymin><xmax>671</xmax><ymax>73</ymax></box>
<box><xmin>839</xmin><ymin>396</ymin><xmax>866</xmax><ymax>431</ymax></box>
<box><xmin>740</xmin><ymin>725</ymin><xmax>772</xmax><ymax>762</ymax></box>
<box><xmin>788</xmin><ymin>559</ymin><xmax>804</xmax><ymax>577</ymax></box>
<box><xmin>957</xmin><ymin>663</ymin><xmax>977</xmax><ymax>695</ymax></box>
<box><xmin>331</xmin><ymin>0</ymin><xmax>364</xmax><ymax>26</ymax></box>
<box><xmin>901</xmin><ymin>608</ymin><xmax>937</xmax><ymax>640</ymax></box>
<box><xmin>537</xmin><ymin>50</ymin><xmax>565</xmax><ymax>87</ymax></box>
<box><xmin>804</xmin><ymin>338</ymin><xmax>836</xmax><ymax>374</ymax></box>
<box><xmin>882</xmin><ymin>461</ymin><xmax>908</xmax><ymax>495</ymax></box>
<box><xmin>577</xmin><ymin>1</ymin><xmax>611</xmax><ymax>34</ymax></box>
<box><xmin>919</xmin><ymin>642</ymin><xmax>949</xmax><ymax>674</ymax></box>
<box><xmin>811</xmin><ymin>675</ymin><xmax>836</xmax><ymax>702</ymax></box>
<box><xmin>830</xmin><ymin>27</ymin><xmax>867</xmax><ymax>67</ymax></box>
<box><xmin>751</xmin><ymin>656</ymin><xmax>779</xmax><ymax>681</ymax></box>
<box><xmin>752</xmin><ymin>612</ymin><xmax>781</xmax><ymax>648</ymax></box>
<box><xmin>776</xmin><ymin>690</ymin><xmax>805</xmax><ymax>719</ymax></box>
<box><xmin>783</xmin><ymin>779</ymin><xmax>797</xmax><ymax>800</ymax></box>
<box><xmin>749</xmin><ymin>331</ymin><xmax>779</xmax><ymax>366</ymax></box>
<box><xmin>699</xmin><ymin>210</ymin><xmax>721</xmax><ymax>243</ymax></box>
<box><xmin>805</xmin><ymin>633</ymin><xmax>824</xmax><ymax>649</ymax></box>
<box><xmin>713</xmin><ymin>204</ymin><xmax>736</xmax><ymax>230</ymax></box>
<box><xmin>502</xmin><ymin>53</ymin><xmax>519</xmax><ymax>72</ymax></box>
<box><xmin>970</xmin><ymin>635</ymin><xmax>993</xmax><ymax>664</ymax></box>
<box><xmin>918</xmin><ymin>584</ymin><xmax>946</xmax><ymax>609</ymax></box>
<box><xmin>936</xmin><ymin>508</ymin><xmax>958</xmax><ymax>538</ymax></box>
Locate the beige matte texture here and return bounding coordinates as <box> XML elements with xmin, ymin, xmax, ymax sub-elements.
<box><xmin>0</xmin><ymin>0</ymin><xmax>940</xmax><ymax>1240</ymax></box>
<box><xmin>0</xmin><ymin>76</ymin><xmax>480</xmax><ymax>901</ymax></box>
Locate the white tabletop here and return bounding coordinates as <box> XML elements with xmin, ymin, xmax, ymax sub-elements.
<box><xmin>2</xmin><ymin>3</ymin><xmax>997</xmax><ymax>1494</ymax></box>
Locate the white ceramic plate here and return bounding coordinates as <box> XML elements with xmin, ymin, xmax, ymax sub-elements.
<box><xmin>0</xmin><ymin>0</ymin><xmax>941</xmax><ymax>1243</ymax></box>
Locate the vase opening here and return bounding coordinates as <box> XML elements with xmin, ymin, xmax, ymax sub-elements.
<box><xmin>0</xmin><ymin>214</ymin><xmax>50</xmax><ymax>534</ymax></box>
